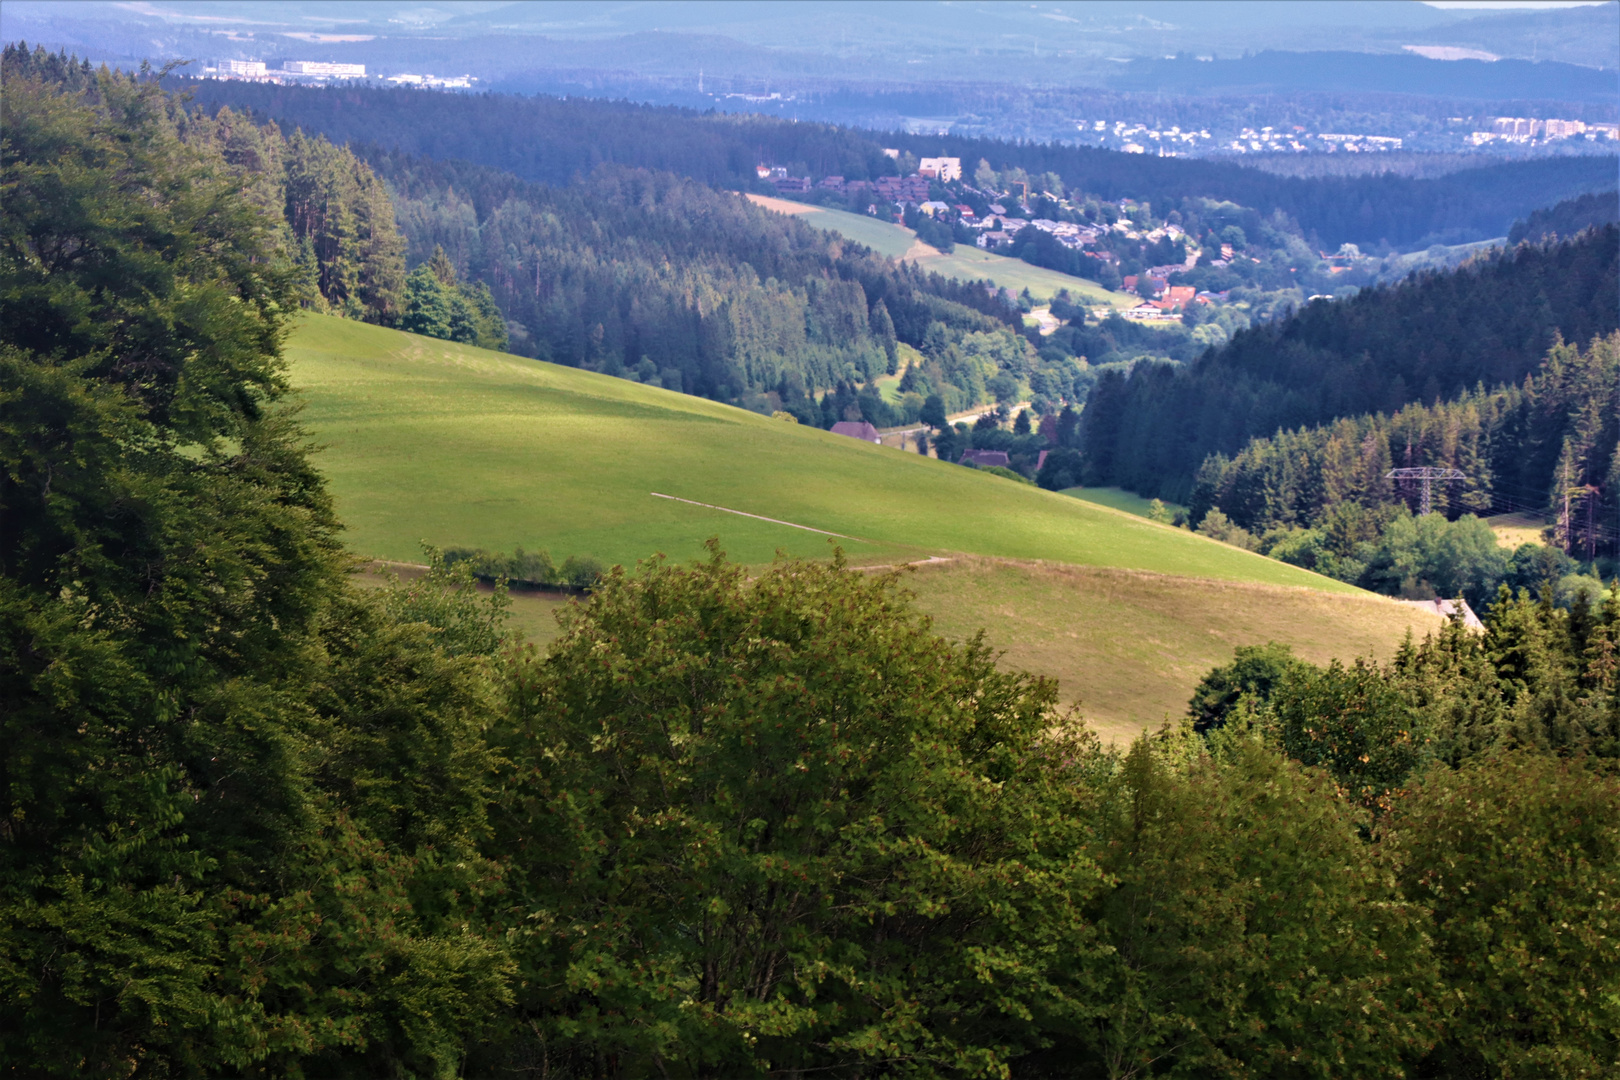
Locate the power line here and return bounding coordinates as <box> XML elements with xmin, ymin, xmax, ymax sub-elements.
<box><xmin>1386</xmin><ymin>467</ymin><xmax>1465</xmax><ymax>516</ymax></box>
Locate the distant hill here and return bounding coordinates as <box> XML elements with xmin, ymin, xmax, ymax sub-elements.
<box><xmin>181</xmin><ymin>79</ymin><xmax>1618</xmax><ymax>251</ymax></box>
<box><xmin>14</xmin><ymin>0</ymin><xmax>1614</xmax><ymax>81</ymax></box>
<box><xmin>1508</xmin><ymin>190</ymin><xmax>1620</xmax><ymax>245</ymax></box>
<box><xmin>1078</xmin><ymin>226</ymin><xmax>1620</xmax><ymax>501</ymax></box>
<box><xmin>1113</xmin><ymin>51</ymin><xmax>1617</xmax><ymax>104</ymax></box>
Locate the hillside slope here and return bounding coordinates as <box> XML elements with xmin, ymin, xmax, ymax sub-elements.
<box><xmin>744</xmin><ymin>194</ymin><xmax>1133</xmax><ymax>306</ymax></box>
<box><xmin>289</xmin><ymin>313</ymin><xmax>1349</xmax><ymax>587</ymax></box>
<box><xmin>291</xmin><ymin>314</ymin><xmax>1449</xmax><ymax>734</ymax></box>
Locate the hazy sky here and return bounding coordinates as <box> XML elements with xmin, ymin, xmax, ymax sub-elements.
<box><xmin>1423</xmin><ymin>1</ymin><xmax>1610</xmax><ymax>8</ymax></box>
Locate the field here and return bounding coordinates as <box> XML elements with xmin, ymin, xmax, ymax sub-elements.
<box><xmin>286</xmin><ymin>314</ymin><xmax>1358</xmax><ymax>589</ymax></box>
<box><xmin>1064</xmin><ymin>486</ymin><xmax>1187</xmax><ymax>520</ymax></box>
<box><xmin>1485</xmin><ymin>511</ymin><xmax>1548</xmax><ymax>549</ymax></box>
<box><xmin>743</xmin><ymin>194</ymin><xmax>1133</xmax><ymax>306</ymax></box>
<box><xmin>289</xmin><ymin>314</ymin><xmax>1448</xmax><ymax>739</ymax></box>
<box><xmin>904</xmin><ymin>558</ymin><xmax>1443</xmax><ymax>740</ymax></box>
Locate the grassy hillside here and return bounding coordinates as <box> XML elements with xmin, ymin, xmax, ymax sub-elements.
<box><xmin>906</xmin><ymin>558</ymin><xmax>1442</xmax><ymax>740</ymax></box>
<box><xmin>359</xmin><ymin>556</ymin><xmax>1442</xmax><ymax>740</ymax></box>
<box><xmin>287</xmin><ymin>313</ymin><xmax>1355</xmax><ymax>591</ymax></box>
<box><xmin>297</xmin><ymin>312</ymin><xmax>1452</xmax><ymax>738</ymax></box>
<box><xmin>1065</xmin><ymin>486</ymin><xmax>1187</xmax><ymax>520</ymax></box>
<box><xmin>744</xmin><ymin>195</ymin><xmax>1133</xmax><ymax>306</ymax></box>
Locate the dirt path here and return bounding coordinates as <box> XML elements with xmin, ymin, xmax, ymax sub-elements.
<box><xmin>1026</xmin><ymin>306</ymin><xmax>1060</xmax><ymax>336</ymax></box>
<box><xmin>742</xmin><ymin>192</ymin><xmax>822</xmax><ymax>215</ymax></box>
<box><xmin>651</xmin><ymin>492</ymin><xmax>869</xmax><ymax>541</ymax></box>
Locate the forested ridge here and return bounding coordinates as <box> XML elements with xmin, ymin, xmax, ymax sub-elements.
<box><xmin>366</xmin><ymin>146</ymin><xmax>1027</xmax><ymax>407</ymax></box>
<box><xmin>1509</xmin><ymin>188</ymin><xmax>1620</xmax><ymax>246</ymax></box>
<box><xmin>178</xmin><ymin>75</ymin><xmax>1618</xmax><ymax>251</ymax></box>
<box><xmin>7</xmin><ymin>54</ymin><xmax>1620</xmax><ymax>1080</ymax></box>
<box><xmin>1191</xmin><ymin>332</ymin><xmax>1619</xmax><ymax>535</ymax></box>
<box><xmin>1080</xmin><ymin>226</ymin><xmax>1619</xmax><ymax>502</ymax></box>
<box><xmin>11</xmin><ymin>45</ymin><xmax>1034</xmax><ymax>415</ymax></box>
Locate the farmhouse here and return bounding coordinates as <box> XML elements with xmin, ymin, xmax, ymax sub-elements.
<box><xmin>959</xmin><ymin>449</ymin><xmax>1011</xmax><ymax>468</ymax></box>
<box><xmin>830</xmin><ymin>420</ymin><xmax>882</xmax><ymax>443</ymax></box>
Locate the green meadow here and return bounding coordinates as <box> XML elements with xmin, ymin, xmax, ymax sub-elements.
<box><xmin>286</xmin><ymin>314</ymin><xmax>1352</xmax><ymax>591</ymax></box>
<box><xmin>1065</xmin><ymin>486</ymin><xmax>1188</xmax><ymax>519</ymax></box>
<box><xmin>746</xmin><ymin>197</ymin><xmax>1134</xmax><ymax>306</ymax></box>
<box><xmin>295</xmin><ymin>313</ymin><xmax>1456</xmax><ymax>737</ymax></box>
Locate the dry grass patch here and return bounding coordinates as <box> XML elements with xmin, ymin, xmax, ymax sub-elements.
<box><xmin>902</xmin><ymin>557</ymin><xmax>1447</xmax><ymax>743</ymax></box>
<box><xmin>1485</xmin><ymin>511</ymin><xmax>1547</xmax><ymax>549</ymax></box>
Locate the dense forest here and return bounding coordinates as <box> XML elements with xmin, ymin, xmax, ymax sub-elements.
<box><xmin>7</xmin><ymin>53</ymin><xmax>1620</xmax><ymax>1080</ymax></box>
<box><xmin>1190</xmin><ymin>332</ymin><xmax>1618</xmax><ymax>533</ymax></box>
<box><xmin>1186</xmin><ymin>332</ymin><xmax>1619</xmax><ymax>600</ymax></box>
<box><xmin>10</xmin><ymin>46</ymin><xmax>1033</xmax><ymax>417</ymax></box>
<box><xmin>7</xmin><ymin>47</ymin><xmax>408</xmax><ymax>324</ymax></box>
<box><xmin>365</xmin><ymin>146</ymin><xmax>1026</xmax><ymax>411</ymax></box>
<box><xmin>1508</xmin><ymin>187</ymin><xmax>1620</xmax><ymax>245</ymax></box>
<box><xmin>1078</xmin><ymin>226</ymin><xmax>1619</xmax><ymax>498</ymax></box>
<box><xmin>177</xmin><ymin>75</ymin><xmax>1618</xmax><ymax>251</ymax></box>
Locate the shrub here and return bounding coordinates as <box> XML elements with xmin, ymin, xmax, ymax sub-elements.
<box><xmin>488</xmin><ymin>547</ymin><xmax>1108</xmax><ymax>1075</ymax></box>
<box><xmin>1383</xmin><ymin>754</ymin><xmax>1620</xmax><ymax>1077</ymax></box>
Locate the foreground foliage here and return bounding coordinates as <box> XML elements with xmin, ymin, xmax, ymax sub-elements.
<box><xmin>1</xmin><ymin>63</ymin><xmax>508</xmax><ymax>1075</ymax></box>
<box><xmin>6</xmin><ymin>55</ymin><xmax>1620</xmax><ymax>1080</ymax></box>
<box><xmin>486</xmin><ymin>548</ymin><xmax>1110</xmax><ymax>1075</ymax></box>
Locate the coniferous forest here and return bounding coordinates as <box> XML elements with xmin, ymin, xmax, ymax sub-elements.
<box><xmin>179</xmin><ymin>76</ymin><xmax>1616</xmax><ymax>251</ymax></box>
<box><xmin>367</xmin><ymin>147</ymin><xmax>1024</xmax><ymax>409</ymax></box>
<box><xmin>1078</xmin><ymin>228</ymin><xmax>1620</xmax><ymax>555</ymax></box>
<box><xmin>5</xmin><ymin>49</ymin><xmax>1620</xmax><ymax>1080</ymax></box>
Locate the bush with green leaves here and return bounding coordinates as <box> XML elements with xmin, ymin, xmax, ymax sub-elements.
<box><xmin>1057</xmin><ymin>733</ymin><xmax>1438</xmax><ymax>1077</ymax></box>
<box><xmin>443</xmin><ymin>544</ymin><xmax>603</xmax><ymax>589</ymax></box>
<box><xmin>1</xmin><ymin>63</ymin><xmax>509</xmax><ymax>1076</ymax></box>
<box><xmin>1382</xmin><ymin>752</ymin><xmax>1620</xmax><ymax>1077</ymax></box>
<box><xmin>485</xmin><ymin>547</ymin><xmax>1110</xmax><ymax>1076</ymax></box>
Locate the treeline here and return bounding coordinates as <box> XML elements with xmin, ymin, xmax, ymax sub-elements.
<box><xmin>363</xmin><ymin>146</ymin><xmax>1023</xmax><ymax>410</ymax></box>
<box><xmin>1079</xmin><ymin>225</ymin><xmax>1619</xmax><ymax>501</ymax></box>
<box><xmin>7</xmin><ymin>65</ymin><xmax>1620</xmax><ymax>1077</ymax></box>
<box><xmin>175</xmin><ymin>74</ymin><xmax>1617</xmax><ymax>251</ymax></box>
<box><xmin>1192</xmin><ymin>332</ymin><xmax>1619</xmax><ymax>551</ymax></box>
<box><xmin>5</xmin><ymin>44</ymin><xmax>407</xmax><ymax>323</ymax></box>
<box><xmin>1509</xmin><ymin>188</ymin><xmax>1620</xmax><ymax>245</ymax></box>
<box><xmin>176</xmin><ymin>75</ymin><xmax>901</xmax><ymax>188</ymax></box>
<box><xmin>1199</xmin><ymin>587</ymin><xmax>1620</xmax><ymax>799</ymax></box>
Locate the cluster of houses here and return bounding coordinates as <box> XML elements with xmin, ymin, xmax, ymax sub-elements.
<box><xmin>1471</xmin><ymin>117</ymin><xmax>1620</xmax><ymax>146</ymax></box>
<box><xmin>827</xmin><ymin>420</ymin><xmax>1054</xmax><ymax>474</ymax></box>
<box><xmin>207</xmin><ymin>59</ymin><xmax>367</xmax><ymax>82</ymax></box>
<box><xmin>757</xmin><ymin>155</ymin><xmax>1240</xmax><ymax>320</ymax></box>
<box><xmin>760</xmin><ymin>155</ymin><xmax>961</xmax><ymax>201</ymax></box>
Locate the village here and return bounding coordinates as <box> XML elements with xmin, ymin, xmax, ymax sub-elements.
<box><xmin>763</xmin><ymin>153</ymin><xmax>1243</xmax><ymax>323</ymax></box>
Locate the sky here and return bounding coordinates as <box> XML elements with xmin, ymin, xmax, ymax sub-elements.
<box><xmin>1422</xmin><ymin>1</ymin><xmax>1610</xmax><ymax>8</ymax></box>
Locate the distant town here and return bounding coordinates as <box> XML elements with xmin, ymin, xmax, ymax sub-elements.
<box><xmin>1077</xmin><ymin>116</ymin><xmax>1617</xmax><ymax>156</ymax></box>
<box><xmin>1470</xmin><ymin>116</ymin><xmax>1620</xmax><ymax>147</ymax></box>
<box><xmin>203</xmin><ymin>59</ymin><xmax>476</xmax><ymax>89</ymax></box>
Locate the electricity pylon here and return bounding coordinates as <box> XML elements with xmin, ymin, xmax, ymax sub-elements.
<box><xmin>1386</xmin><ymin>467</ymin><xmax>1466</xmax><ymax>516</ymax></box>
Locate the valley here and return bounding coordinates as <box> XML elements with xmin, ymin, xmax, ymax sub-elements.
<box><xmin>292</xmin><ymin>313</ymin><xmax>1441</xmax><ymax>737</ymax></box>
<box><xmin>6</xmin><ymin>22</ymin><xmax>1619</xmax><ymax>1077</ymax></box>
<box><xmin>744</xmin><ymin>193</ymin><xmax>1133</xmax><ymax>305</ymax></box>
